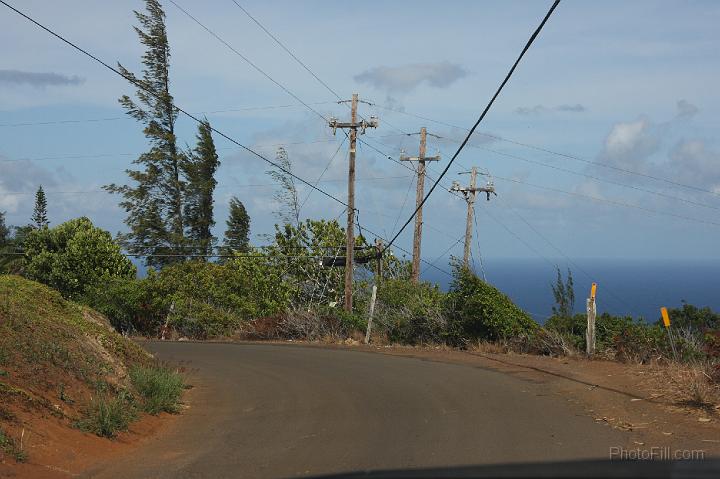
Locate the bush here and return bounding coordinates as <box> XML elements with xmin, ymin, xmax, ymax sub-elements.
<box><xmin>76</xmin><ymin>392</ymin><xmax>135</xmax><ymax>438</ymax></box>
<box><xmin>526</xmin><ymin>328</ymin><xmax>577</xmax><ymax>356</ymax></box>
<box><xmin>374</xmin><ymin>279</ymin><xmax>448</xmax><ymax>344</ymax></box>
<box><xmin>445</xmin><ymin>265</ymin><xmax>537</xmax><ymax>344</ymax></box>
<box><xmin>663</xmin><ymin>302</ymin><xmax>720</xmax><ymax>331</ymax></box>
<box><xmin>544</xmin><ymin>313</ymin><xmax>587</xmax><ymax>350</ymax></box>
<box><xmin>23</xmin><ymin>217</ymin><xmax>136</xmax><ymax>300</ymax></box>
<box><xmin>81</xmin><ymin>277</ymin><xmax>159</xmax><ymax>334</ymax></box>
<box><xmin>244</xmin><ymin>308</ymin><xmax>363</xmax><ymax>341</ymax></box>
<box><xmin>129</xmin><ymin>365</ymin><xmax>184</xmax><ymax>414</ymax></box>
<box><xmin>143</xmin><ymin>258</ymin><xmax>291</xmax><ymax>339</ymax></box>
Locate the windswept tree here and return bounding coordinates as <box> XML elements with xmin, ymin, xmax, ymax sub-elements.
<box><xmin>223</xmin><ymin>197</ymin><xmax>250</xmax><ymax>254</ymax></box>
<box><xmin>183</xmin><ymin>119</ymin><xmax>220</xmax><ymax>258</ymax></box>
<box><xmin>31</xmin><ymin>185</ymin><xmax>49</xmax><ymax>229</ymax></box>
<box><xmin>267</xmin><ymin>147</ymin><xmax>300</xmax><ymax>226</ymax></box>
<box><xmin>105</xmin><ymin>0</ymin><xmax>185</xmax><ymax>268</ymax></box>
<box><xmin>551</xmin><ymin>267</ymin><xmax>575</xmax><ymax>318</ymax></box>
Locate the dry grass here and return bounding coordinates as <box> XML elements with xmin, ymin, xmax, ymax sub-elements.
<box><xmin>648</xmin><ymin>361</ymin><xmax>720</xmax><ymax>410</ymax></box>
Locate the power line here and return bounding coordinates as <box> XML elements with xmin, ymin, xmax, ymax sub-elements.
<box><xmin>493</xmin><ymin>195</ymin><xmax>637</xmax><ymax>315</ymax></box>
<box><xmin>0</xmin><ymin>102</ymin><xmax>338</xmax><ymax>128</ymax></box>
<box><xmin>494</xmin><ymin>174</ymin><xmax>720</xmax><ymax>228</ymax></box>
<box><xmin>423</xmin><ymin>135</ymin><xmax>720</xmax><ymax>212</ymax></box>
<box><xmin>298</xmin><ymin>136</ymin><xmax>347</xmax><ymax>212</ymax></box>
<box><xmin>0</xmin><ymin>174</ymin><xmax>413</xmax><ymax>196</ymax></box>
<box><xmin>0</xmin><ymin>138</ymin><xmax>339</xmax><ymax>163</ymax></box>
<box><xmin>381</xmin><ymin>0</ymin><xmax>561</xmax><ymax>254</ymax></box>
<box><xmin>371</xmin><ymin>103</ymin><xmax>720</xmax><ymax>198</ymax></box>
<box><xmin>167</xmin><ymin>0</ymin><xmax>329</xmax><ymax>123</ymax></box>
<box><xmin>0</xmin><ymin>0</ymin><xmax>349</xmax><ymax>210</ymax></box>
<box><xmin>230</xmin><ymin>1</ymin><xmax>343</xmax><ymax>101</ymax></box>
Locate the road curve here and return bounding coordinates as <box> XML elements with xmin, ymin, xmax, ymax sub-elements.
<box><xmin>87</xmin><ymin>342</ymin><xmax>631</xmax><ymax>478</ymax></box>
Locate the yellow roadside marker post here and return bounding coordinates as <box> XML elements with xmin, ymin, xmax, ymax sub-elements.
<box><xmin>661</xmin><ymin>307</ymin><xmax>678</xmax><ymax>361</ymax></box>
<box><xmin>586</xmin><ymin>283</ymin><xmax>597</xmax><ymax>356</ymax></box>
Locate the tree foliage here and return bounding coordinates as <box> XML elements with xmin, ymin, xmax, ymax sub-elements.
<box><xmin>551</xmin><ymin>267</ymin><xmax>575</xmax><ymax>318</ymax></box>
<box><xmin>445</xmin><ymin>263</ymin><xmax>537</xmax><ymax>343</ymax></box>
<box><xmin>31</xmin><ymin>185</ymin><xmax>49</xmax><ymax>229</ymax></box>
<box><xmin>23</xmin><ymin>217</ymin><xmax>136</xmax><ymax>300</ymax></box>
<box><xmin>223</xmin><ymin>196</ymin><xmax>250</xmax><ymax>254</ymax></box>
<box><xmin>267</xmin><ymin>219</ymin><xmax>366</xmax><ymax>307</ymax></box>
<box><xmin>0</xmin><ymin>211</ymin><xmax>8</xmax><ymax>246</ymax></box>
<box><xmin>105</xmin><ymin>0</ymin><xmax>185</xmax><ymax>268</ymax></box>
<box><xmin>183</xmin><ymin>119</ymin><xmax>220</xmax><ymax>258</ymax></box>
<box><xmin>267</xmin><ymin>147</ymin><xmax>300</xmax><ymax>226</ymax></box>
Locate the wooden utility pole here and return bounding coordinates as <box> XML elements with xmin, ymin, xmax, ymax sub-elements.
<box><xmin>328</xmin><ymin>94</ymin><xmax>378</xmax><ymax>311</ymax></box>
<box><xmin>586</xmin><ymin>282</ymin><xmax>597</xmax><ymax>356</ymax></box>
<box><xmin>450</xmin><ymin>167</ymin><xmax>497</xmax><ymax>268</ymax></box>
<box><xmin>400</xmin><ymin>127</ymin><xmax>440</xmax><ymax>283</ymax></box>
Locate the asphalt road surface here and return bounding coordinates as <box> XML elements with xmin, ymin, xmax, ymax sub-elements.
<box><xmin>86</xmin><ymin>342</ymin><xmax>635</xmax><ymax>478</ymax></box>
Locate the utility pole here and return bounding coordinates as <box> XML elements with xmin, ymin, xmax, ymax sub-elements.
<box><xmin>328</xmin><ymin>94</ymin><xmax>378</xmax><ymax>311</ymax></box>
<box><xmin>400</xmin><ymin>127</ymin><xmax>441</xmax><ymax>283</ymax></box>
<box><xmin>450</xmin><ymin>167</ymin><xmax>497</xmax><ymax>268</ymax></box>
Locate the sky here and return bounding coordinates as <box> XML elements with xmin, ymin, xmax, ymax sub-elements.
<box><xmin>1</xmin><ymin>0</ymin><xmax>719</xmax><ymax>274</ymax></box>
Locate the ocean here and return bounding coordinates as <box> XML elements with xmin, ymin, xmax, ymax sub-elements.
<box><xmin>423</xmin><ymin>258</ymin><xmax>720</xmax><ymax>324</ymax></box>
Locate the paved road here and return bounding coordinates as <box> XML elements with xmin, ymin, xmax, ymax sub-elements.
<box><xmin>87</xmin><ymin>342</ymin><xmax>632</xmax><ymax>478</ymax></box>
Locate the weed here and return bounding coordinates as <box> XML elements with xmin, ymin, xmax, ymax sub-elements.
<box><xmin>130</xmin><ymin>365</ymin><xmax>184</xmax><ymax>414</ymax></box>
<box><xmin>76</xmin><ymin>392</ymin><xmax>135</xmax><ymax>438</ymax></box>
<box><xmin>0</xmin><ymin>427</ymin><xmax>26</xmax><ymax>462</ymax></box>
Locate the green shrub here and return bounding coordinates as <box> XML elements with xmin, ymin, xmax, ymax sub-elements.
<box><xmin>23</xmin><ymin>217</ymin><xmax>136</xmax><ymax>300</ymax></box>
<box><xmin>544</xmin><ymin>313</ymin><xmax>586</xmax><ymax>350</ymax></box>
<box><xmin>129</xmin><ymin>365</ymin><xmax>184</xmax><ymax>414</ymax></box>
<box><xmin>663</xmin><ymin>302</ymin><xmax>720</xmax><ymax>331</ymax></box>
<box><xmin>445</xmin><ymin>265</ymin><xmax>537</xmax><ymax>344</ymax></box>
<box><xmin>81</xmin><ymin>277</ymin><xmax>159</xmax><ymax>334</ymax></box>
<box><xmin>375</xmin><ymin>279</ymin><xmax>447</xmax><ymax>344</ymax></box>
<box><xmin>142</xmin><ymin>259</ymin><xmax>291</xmax><ymax>338</ymax></box>
<box><xmin>76</xmin><ymin>392</ymin><xmax>135</xmax><ymax>438</ymax></box>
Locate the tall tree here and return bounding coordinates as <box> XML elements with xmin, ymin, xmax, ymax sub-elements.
<box><xmin>267</xmin><ymin>147</ymin><xmax>300</xmax><ymax>226</ymax></box>
<box><xmin>31</xmin><ymin>185</ymin><xmax>49</xmax><ymax>229</ymax></box>
<box><xmin>551</xmin><ymin>267</ymin><xmax>575</xmax><ymax>318</ymax></box>
<box><xmin>223</xmin><ymin>197</ymin><xmax>250</xmax><ymax>254</ymax></box>
<box><xmin>105</xmin><ymin>0</ymin><xmax>185</xmax><ymax>268</ymax></box>
<box><xmin>183</xmin><ymin>119</ymin><xmax>220</xmax><ymax>258</ymax></box>
<box><xmin>0</xmin><ymin>211</ymin><xmax>9</xmax><ymax>245</ymax></box>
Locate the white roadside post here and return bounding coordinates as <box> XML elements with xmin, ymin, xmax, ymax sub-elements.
<box><xmin>365</xmin><ymin>285</ymin><xmax>377</xmax><ymax>345</ymax></box>
<box><xmin>586</xmin><ymin>283</ymin><xmax>597</xmax><ymax>356</ymax></box>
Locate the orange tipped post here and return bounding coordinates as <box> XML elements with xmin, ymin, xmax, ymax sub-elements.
<box><xmin>661</xmin><ymin>307</ymin><xmax>671</xmax><ymax>328</ymax></box>
<box><xmin>661</xmin><ymin>307</ymin><xmax>678</xmax><ymax>360</ymax></box>
<box><xmin>590</xmin><ymin>282</ymin><xmax>597</xmax><ymax>300</ymax></box>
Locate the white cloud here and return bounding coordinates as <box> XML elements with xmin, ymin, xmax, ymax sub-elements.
<box><xmin>598</xmin><ymin>118</ymin><xmax>660</xmax><ymax>169</ymax></box>
<box><xmin>354</xmin><ymin>62</ymin><xmax>467</xmax><ymax>93</ymax></box>
<box><xmin>668</xmin><ymin>139</ymin><xmax>720</xmax><ymax>191</ymax></box>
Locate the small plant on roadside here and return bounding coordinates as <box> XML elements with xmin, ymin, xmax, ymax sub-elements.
<box><xmin>76</xmin><ymin>391</ymin><xmax>136</xmax><ymax>438</ymax></box>
<box><xmin>130</xmin><ymin>365</ymin><xmax>184</xmax><ymax>414</ymax></box>
<box><xmin>0</xmin><ymin>427</ymin><xmax>26</xmax><ymax>462</ymax></box>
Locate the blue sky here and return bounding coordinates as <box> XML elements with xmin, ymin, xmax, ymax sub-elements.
<box><xmin>1</xmin><ymin>0</ymin><xmax>719</xmax><ymax>268</ymax></box>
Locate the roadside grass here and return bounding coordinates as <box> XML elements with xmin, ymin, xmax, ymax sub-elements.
<box><xmin>75</xmin><ymin>391</ymin><xmax>136</xmax><ymax>438</ymax></box>
<box><xmin>652</xmin><ymin>361</ymin><xmax>720</xmax><ymax>410</ymax></box>
<box><xmin>130</xmin><ymin>365</ymin><xmax>184</xmax><ymax>414</ymax></box>
<box><xmin>0</xmin><ymin>276</ymin><xmax>187</xmax><ymax>448</ymax></box>
<box><xmin>0</xmin><ymin>426</ymin><xmax>27</xmax><ymax>462</ymax></box>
